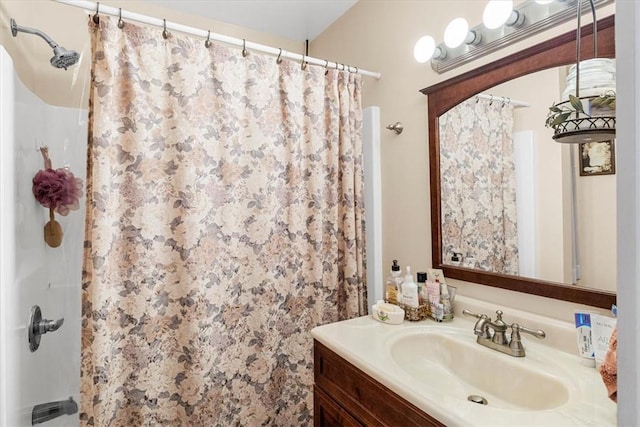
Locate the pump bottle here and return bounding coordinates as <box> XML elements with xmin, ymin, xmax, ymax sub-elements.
<box><xmin>384</xmin><ymin>260</ymin><xmax>403</xmax><ymax>304</ymax></box>
<box><xmin>401</xmin><ymin>266</ymin><xmax>420</xmax><ymax>308</ymax></box>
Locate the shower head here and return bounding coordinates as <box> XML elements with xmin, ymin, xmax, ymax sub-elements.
<box><xmin>50</xmin><ymin>46</ymin><xmax>80</xmax><ymax>70</ymax></box>
<box><xmin>10</xmin><ymin>18</ymin><xmax>79</xmax><ymax>70</ymax></box>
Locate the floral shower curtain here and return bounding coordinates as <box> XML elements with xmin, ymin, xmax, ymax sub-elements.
<box><xmin>81</xmin><ymin>17</ymin><xmax>366</xmax><ymax>426</ymax></box>
<box><xmin>439</xmin><ymin>97</ymin><xmax>519</xmax><ymax>275</ymax></box>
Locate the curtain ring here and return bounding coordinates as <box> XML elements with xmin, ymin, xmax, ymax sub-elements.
<box><xmin>301</xmin><ymin>55</ymin><xmax>307</xmax><ymax>70</ymax></box>
<box><xmin>475</xmin><ymin>95</ymin><xmax>479</xmax><ymax>104</ymax></box>
<box><xmin>92</xmin><ymin>2</ymin><xmax>100</xmax><ymax>24</ymax></box>
<box><xmin>117</xmin><ymin>8</ymin><xmax>125</xmax><ymax>29</ymax></box>
<box><xmin>205</xmin><ymin>30</ymin><xmax>212</xmax><ymax>48</ymax></box>
<box><xmin>489</xmin><ymin>95</ymin><xmax>494</xmax><ymax>106</ymax></box>
<box><xmin>242</xmin><ymin>39</ymin><xmax>248</xmax><ymax>57</ymax></box>
<box><xmin>324</xmin><ymin>60</ymin><xmax>329</xmax><ymax>76</ymax></box>
<box><xmin>335</xmin><ymin>62</ymin><xmax>339</xmax><ymax>70</ymax></box>
<box><xmin>276</xmin><ymin>48</ymin><xmax>284</xmax><ymax>64</ymax></box>
<box><xmin>354</xmin><ymin>67</ymin><xmax>358</xmax><ymax>74</ymax></box>
<box><xmin>162</xmin><ymin>19</ymin><xmax>169</xmax><ymax>39</ymax></box>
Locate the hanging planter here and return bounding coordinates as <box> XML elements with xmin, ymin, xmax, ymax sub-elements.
<box><xmin>32</xmin><ymin>147</ymin><xmax>84</xmax><ymax>248</ymax></box>
<box><xmin>546</xmin><ymin>91</ymin><xmax>616</xmax><ymax>144</ymax></box>
<box><xmin>545</xmin><ymin>0</ymin><xmax>616</xmax><ymax>144</ymax></box>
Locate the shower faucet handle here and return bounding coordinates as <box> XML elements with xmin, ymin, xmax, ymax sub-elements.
<box><xmin>37</xmin><ymin>317</ymin><xmax>64</xmax><ymax>334</ymax></box>
<box><xmin>28</xmin><ymin>305</ymin><xmax>64</xmax><ymax>352</ymax></box>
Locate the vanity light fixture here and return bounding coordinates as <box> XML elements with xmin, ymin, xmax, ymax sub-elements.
<box><xmin>415</xmin><ymin>0</ymin><xmax>614</xmax><ymax>74</ymax></box>
<box><xmin>413</xmin><ymin>35</ymin><xmax>446</xmax><ymax>63</ymax></box>
<box><xmin>482</xmin><ymin>0</ymin><xmax>514</xmax><ymax>30</ymax></box>
<box><xmin>444</xmin><ymin>18</ymin><xmax>469</xmax><ymax>48</ymax></box>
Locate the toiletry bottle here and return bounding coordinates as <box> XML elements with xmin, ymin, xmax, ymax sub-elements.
<box><xmin>401</xmin><ymin>266</ymin><xmax>419</xmax><ymax>308</ymax></box>
<box><xmin>416</xmin><ymin>272</ymin><xmax>427</xmax><ymax>305</ymax></box>
<box><xmin>450</xmin><ymin>252</ymin><xmax>461</xmax><ymax>266</ymax></box>
<box><xmin>385</xmin><ymin>260</ymin><xmax>403</xmax><ymax>305</ymax></box>
<box><xmin>440</xmin><ymin>282</ymin><xmax>453</xmax><ymax>320</ymax></box>
<box><xmin>575</xmin><ymin>313</ymin><xmax>596</xmax><ymax>367</ymax></box>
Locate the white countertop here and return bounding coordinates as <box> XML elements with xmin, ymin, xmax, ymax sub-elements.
<box><xmin>311</xmin><ymin>312</ymin><xmax>617</xmax><ymax>427</ymax></box>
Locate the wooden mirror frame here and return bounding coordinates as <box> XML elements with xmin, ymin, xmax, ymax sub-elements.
<box><xmin>420</xmin><ymin>16</ymin><xmax>616</xmax><ymax>309</ymax></box>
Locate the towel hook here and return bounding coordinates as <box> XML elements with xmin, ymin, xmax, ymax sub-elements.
<box><xmin>386</xmin><ymin>122</ymin><xmax>404</xmax><ymax>135</ymax></box>
<box><xmin>204</xmin><ymin>30</ymin><xmax>212</xmax><ymax>48</ymax></box>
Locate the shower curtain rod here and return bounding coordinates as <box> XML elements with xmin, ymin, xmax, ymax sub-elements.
<box><xmin>52</xmin><ymin>0</ymin><xmax>382</xmax><ymax>80</ymax></box>
<box><xmin>476</xmin><ymin>93</ymin><xmax>531</xmax><ymax>108</ymax></box>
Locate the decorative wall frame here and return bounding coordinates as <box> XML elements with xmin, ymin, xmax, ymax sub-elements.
<box><xmin>579</xmin><ymin>140</ymin><xmax>616</xmax><ymax>176</ymax></box>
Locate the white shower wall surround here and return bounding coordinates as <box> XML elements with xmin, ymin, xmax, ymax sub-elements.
<box><xmin>0</xmin><ymin>46</ymin><xmax>86</xmax><ymax>427</ymax></box>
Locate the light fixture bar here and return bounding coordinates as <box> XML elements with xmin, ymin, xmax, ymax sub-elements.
<box><xmin>431</xmin><ymin>0</ymin><xmax>614</xmax><ymax>74</ymax></box>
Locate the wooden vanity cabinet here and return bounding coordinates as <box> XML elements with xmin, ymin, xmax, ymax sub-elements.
<box><xmin>314</xmin><ymin>340</ymin><xmax>445</xmax><ymax>427</ymax></box>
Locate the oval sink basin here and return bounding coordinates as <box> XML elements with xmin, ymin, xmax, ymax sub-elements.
<box><xmin>389</xmin><ymin>330</ymin><xmax>570</xmax><ymax>410</ymax></box>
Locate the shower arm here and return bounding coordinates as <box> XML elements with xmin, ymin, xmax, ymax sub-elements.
<box><xmin>10</xmin><ymin>19</ymin><xmax>59</xmax><ymax>48</ymax></box>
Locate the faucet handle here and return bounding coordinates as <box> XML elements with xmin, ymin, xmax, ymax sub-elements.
<box><xmin>511</xmin><ymin>323</ymin><xmax>546</xmax><ymax>339</ymax></box>
<box><xmin>508</xmin><ymin>324</ymin><xmax>546</xmax><ymax>357</ymax></box>
<box><xmin>462</xmin><ymin>309</ymin><xmax>487</xmax><ymax>320</ymax></box>
<box><xmin>463</xmin><ymin>309</ymin><xmax>491</xmax><ymax>339</ymax></box>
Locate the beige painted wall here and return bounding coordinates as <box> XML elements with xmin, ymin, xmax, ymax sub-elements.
<box><xmin>0</xmin><ymin>0</ymin><xmax>304</xmax><ymax>108</ymax></box>
<box><xmin>0</xmin><ymin>0</ymin><xmax>615</xmax><ymax>320</ymax></box>
<box><xmin>311</xmin><ymin>0</ymin><xmax>615</xmax><ymax>320</ymax></box>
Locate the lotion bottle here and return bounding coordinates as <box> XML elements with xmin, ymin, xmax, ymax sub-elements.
<box><xmin>384</xmin><ymin>260</ymin><xmax>403</xmax><ymax>304</ymax></box>
<box><xmin>401</xmin><ymin>266</ymin><xmax>419</xmax><ymax>308</ymax></box>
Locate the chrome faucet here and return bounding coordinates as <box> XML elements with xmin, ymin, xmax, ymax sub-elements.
<box><xmin>463</xmin><ymin>309</ymin><xmax>546</xmax><ymax>357</ymax></box>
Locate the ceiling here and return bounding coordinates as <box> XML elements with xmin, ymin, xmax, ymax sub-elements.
<box><xmin>149</xmin><ymin>0</ymin><xmax>358</xmax><ymax>42</ymax></box>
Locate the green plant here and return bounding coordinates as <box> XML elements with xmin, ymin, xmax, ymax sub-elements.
<box><xmin>545</xmin><ymin>91</ymin><xmax>616</xmax><ymax>129</ymax></box>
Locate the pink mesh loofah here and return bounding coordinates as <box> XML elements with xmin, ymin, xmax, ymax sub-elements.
<box><xmin>32</xmin><ymin>147</ymin><xmax>84</xmax><ymax>216</ymax></box>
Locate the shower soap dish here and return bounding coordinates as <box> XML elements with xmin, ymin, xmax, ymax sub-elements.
<box><xmin>371</xmin><ymin>301</ymin><xmax>404</xmax><ymax>325</ymax></box>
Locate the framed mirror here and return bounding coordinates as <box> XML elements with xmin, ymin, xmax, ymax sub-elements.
<box><xmin>421</xmin><ymin>16</ymin><xmax>616</xmax><ymax>309</ymax></box>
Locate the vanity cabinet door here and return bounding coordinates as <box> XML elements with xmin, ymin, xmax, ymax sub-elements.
<box><xmin>314</xmin><ymin>385</ymin><xmax>364</xmax><ymax>427</ymax></box>
<box><xmin>314</xmin><ymin>340</ymin><xmax>445</xmax><ymax>427</ymax></box>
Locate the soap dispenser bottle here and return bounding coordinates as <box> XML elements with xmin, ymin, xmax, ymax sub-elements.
<box><xmin>385</xmin><ymin>260</ymin><xmax>403</xmax><ymax>305</ymax></box>
<box><xmin>401</xmin><ymin>266</ymin><xmax>419</xmax><ymax>308</ymax></box>
<box><xmin>450</xmin><ymin>252</ymin><xmax>461</xmax><ymax>266</ymax></box>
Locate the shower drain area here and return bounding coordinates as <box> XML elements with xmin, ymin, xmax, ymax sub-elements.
<box><xmin>467</xmin><ymin>394</ymin><xmax>488</xmax><ymax>405</ymax></box>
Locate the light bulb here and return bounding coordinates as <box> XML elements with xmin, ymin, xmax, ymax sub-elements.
<box><xmin>483</xmin><ymin>0</ymin><xmax>514</xmax><ymax>29</ymax></box>
<box><xmin>414</xmin><ymin>35</ymin><xmax>436</xmax><ymax>63</ymax></box>
<box><xmin>444</xmin><ymin>18</ymin><xmax>469</xmax><ymax>48</ymax></box>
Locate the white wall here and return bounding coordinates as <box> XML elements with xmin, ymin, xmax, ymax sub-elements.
<box><xmin>0</xmin><ymin>46</ymin><xmax>86</xmax><ymax>427</ymax></box>
<box><xmin>363</xmin><ymin>107</ymin><xmax>383</xmax><ymax>307</ymax></box>
<box><xmin>615</xmin><ymin>1</ymin><xmax>640</xmax><ymax>424</ymax></box>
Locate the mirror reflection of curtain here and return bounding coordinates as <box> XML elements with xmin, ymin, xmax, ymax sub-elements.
<box><xmin>440</xmin><ymin>98</ymin><xmax>519</xmax><ymax>275</ymax></box>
